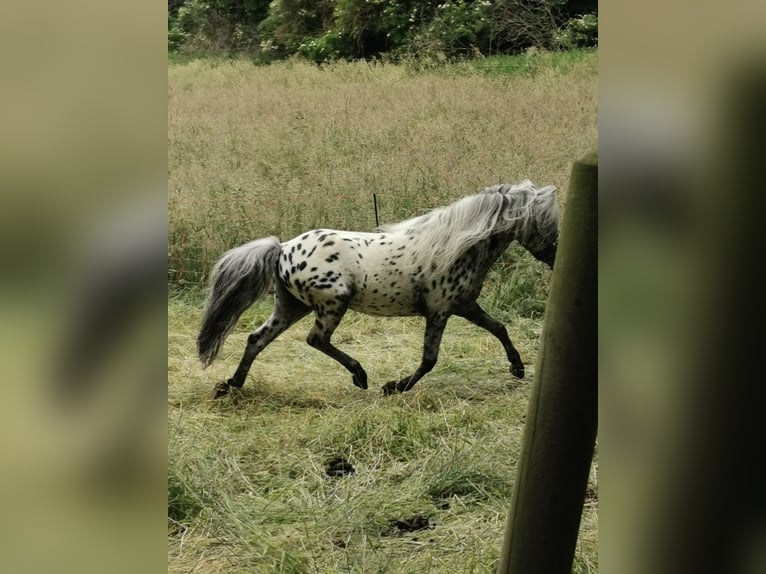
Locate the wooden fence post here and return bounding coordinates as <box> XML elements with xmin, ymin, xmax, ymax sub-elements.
<box><xmin>496</xmin><ymin>151</ymin><xmax>598</xmax><ymax>574</ymax></box>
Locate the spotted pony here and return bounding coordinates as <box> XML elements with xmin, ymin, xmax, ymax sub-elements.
<box><xmin>198</xmin><ymin>180</ymin><xmax>559</xmax><ymax>398</ymax></box>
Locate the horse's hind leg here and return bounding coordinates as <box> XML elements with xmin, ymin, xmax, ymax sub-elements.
<box><xmin>382</xmin><ymin>313</ymin><xmax>448</xmax><ymax>395</ymax></box>
<box><xmin>454</xmin><ymin>301</ymin><xmax>525</xmax><ymax>378</ymax></box>
<box><xmin>306</xmin><ymin>301</ymin><xmax>368</xmax><ymax>390</ymax></box>
<box><xmin>215</xmin><ymin>285</ymin><xmax>310</xmax><ymax>398</ymax></box>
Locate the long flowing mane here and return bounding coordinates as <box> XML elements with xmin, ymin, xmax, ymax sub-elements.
<box><xmin>377</xmin><ymin>179</ymin><xmax>557</xmax><ymax>270</ymax></box>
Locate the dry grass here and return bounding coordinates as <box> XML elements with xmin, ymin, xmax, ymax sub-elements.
<box><xmin>168</xmin><ymin>54</ymin><xmax>597</xmax><ymax>287</ymax></box>
<box><xmin>168</xmin><ymin>52</ymin><xmax>598</xmax><ymax>573</ymax></box>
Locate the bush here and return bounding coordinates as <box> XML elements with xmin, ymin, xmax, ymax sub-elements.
<box><xmin>259</xmin><ymin>0</ymin><xmax>336</xmax><ymax>58</ymax></box>
<box><xmin>167</xmin><ymin>0</ymin><xmax>598</xmax><ymax>59</ymax></box>
<box><xmin>168</xmin><ymin>13</ymin><xmax>185</xmax><ymax>52</ymax></box>
<box><xmin>171</xmin><ymin>0</ymin><xmax>272</xmax><ymax>55</ymax></box>
<box><xmin>297</xmin><ymin>32</ymin><xmax>345</xmax><ymax>62</ymax></box>
<box><xmin>553</xmin><ymin>12</ymin><xmax>598</xmax><ymax>49</ymax></box>
<box><xmin>488</xmin><ymin>0</ymin><xmax>563</xmax><ymax>53</ymax></box>
<box><xmin>407</xmin><ymin>0</ymin><xmax>491</xmax><ymax>59</ymax></box>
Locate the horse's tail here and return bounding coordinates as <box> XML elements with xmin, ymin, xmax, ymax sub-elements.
<box><xmin>197</xmin><ymin>237</ymin><xmax>281</xmax><ymax>367</ymax></box>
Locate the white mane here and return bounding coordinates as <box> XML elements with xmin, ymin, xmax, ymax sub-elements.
<box><xmin>377</xmin><ymin>179</ymin><xmax>558</xmax><ymax>269</ymax></box>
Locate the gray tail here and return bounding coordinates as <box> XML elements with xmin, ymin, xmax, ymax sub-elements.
<box><xmin>197</xmin><ymin>236</ymin><xmax>281</xmax><ymax>367</ymax></box>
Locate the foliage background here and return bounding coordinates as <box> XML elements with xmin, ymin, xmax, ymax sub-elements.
<box><xmin>168</xmin><ymin>0</ymin><xmax>597</xmax><ymax>61</ymax></box>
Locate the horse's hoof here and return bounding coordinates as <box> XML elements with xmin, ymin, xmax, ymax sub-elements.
<box><xmin>212</xmin><ymin>381</ymin><xmax>230</xmax><ymax>399</ymax></box>
<box><xmin>353</xmin><ymin>372</ymin><xmax>368</xmax><ymax>390</ymax></box>
<box><xmin>510</xmin><ymin>364</ymin><xmax>525</xmax><ymax>379</ymax></box>
<box><xmin>382</xmin><ymin>381</ymin><xmax>400</xmax><ymax>396</ymax></box>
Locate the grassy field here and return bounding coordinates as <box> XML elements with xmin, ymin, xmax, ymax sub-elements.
<box><xmin>168</xmin><ymin>49</ymin><xmax>597</xmax><ymax>288</ymax></box>
<box><xmin>168</xmin><ymin>295</ymin><xmax>598</xmax><ymax>573</ymax></box>
<box><xmin>168</xmin><ymin>51</ymin><xmax>598</xmax><ymax>572</ymax></box>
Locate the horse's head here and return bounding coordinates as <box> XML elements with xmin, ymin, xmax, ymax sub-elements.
<box><xmin>517</xmin><ymin>185</ymin><xmax>559</xmax><ymax>269</ymax></box>
<box><xmin>529</xmin><ymin>239</ymin><xmax>557</xmax><ymax>269</ymax></box>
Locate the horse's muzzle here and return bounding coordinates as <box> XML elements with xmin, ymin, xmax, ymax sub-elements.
<box><xmin>546</xmin><ymin>254</ymin><xmax>555</xmax><ymax>270</ymax></box>
<box><xmin>535</xmin><ymin>244</ymin><xmax>556</xmax><ymax>269</ymax></box>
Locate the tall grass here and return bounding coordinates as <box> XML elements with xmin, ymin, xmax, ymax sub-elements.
<box><xmin>168</xmin><ymin>53</ymin><xmax>597</xmax><ymax>312</ymax></box>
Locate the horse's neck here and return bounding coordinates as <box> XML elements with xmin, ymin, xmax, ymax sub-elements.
<box><xmin>461</xmin><ymin>230</ymin><xmax>516</xmax><ymax>274</ymax></box>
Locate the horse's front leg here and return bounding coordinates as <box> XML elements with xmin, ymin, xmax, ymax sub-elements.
<box><xmin>382</xmin><ymin>313</ymin><xmax>448</xmax><ymax>395</ymax></box>
<box><xmin>454</xmin><ymin>301</ymin><xmax>525</xmax><ymax>378</ymax></box>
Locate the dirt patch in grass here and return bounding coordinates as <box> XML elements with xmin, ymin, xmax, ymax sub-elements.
<box><xmin>383</xmin><ymin>514</ymin><xmax>435</xmax><ymax>536</ymax></box>
<box><xmin>325</xmin><ymin>455</ymin><xmax>355</xmax><ymax>477</ymax></box>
